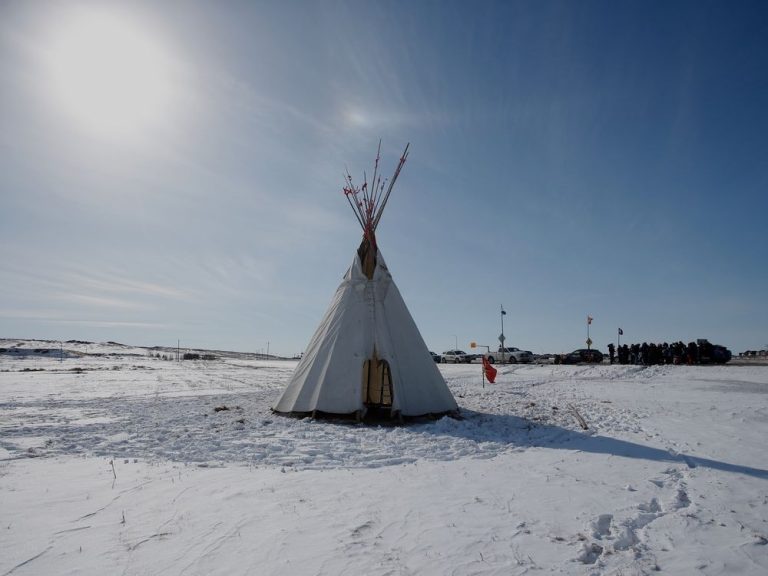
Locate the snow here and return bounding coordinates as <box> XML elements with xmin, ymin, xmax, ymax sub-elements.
<box><xmin>1</xmin><ymin>339</ymin><xmax>767</xmax><ymax>575</ymax></box>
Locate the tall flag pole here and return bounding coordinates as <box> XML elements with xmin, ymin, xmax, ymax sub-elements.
<box><xmin>618</xmin><ymin>327</ymin><xmax>623</xmax><ymax>348</ymax></box>
<box><xmin>500</xmin><ymin>305</ymin><xmax>507</xmax><ymax>363</ymax></box>
<box><xmin>586</xmin><ymin>316</ymin><xmax>593</xmax><ymax>350</ymax></box>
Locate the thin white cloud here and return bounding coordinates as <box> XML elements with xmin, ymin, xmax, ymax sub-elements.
<box><xmin>64</xmin><ymin>268</ymin><xmax>196</xmax><ymax>301</ymax></box>
<box><xmin>0</xmin><ymin>262</ymin><xmax>197</xmax><ymax>303</ymax></box>
<box><xmin>52</xmin><ymin>293</ymin><xmax>145</xmax><ymax>310</ymax></box>
<box><xmin>0</xmin><ymin>309</ymin><xmax>168</xmax><ymax>329</ymax></box>
<box><xmin>47</xmin><ymin>319</ymin><xmax>170</xmax><ymax>329</ymax></box>
<box><xmin>0</xmin><ymin>308</ymin><xmax>62</xmax><ymax>320</ymax></box>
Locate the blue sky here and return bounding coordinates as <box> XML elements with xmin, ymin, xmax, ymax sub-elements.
<box><xmin>1</xmin><ymin>0</ymin><xmax>766</xmax><ymax>356</ymax></box>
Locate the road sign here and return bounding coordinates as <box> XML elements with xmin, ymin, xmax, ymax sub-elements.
<box><xmin>586</xmin><ymin>337</ymin><xmax>593</xmax><ymax>347</ymax></box>
<box><xmin>499</xmin><ymin>334</ymin><xmax>505</xmax><ymax>343</ymax></box>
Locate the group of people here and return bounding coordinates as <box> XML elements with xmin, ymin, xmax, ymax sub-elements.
<box><xmin>606</xmin><ymin>341</ymin><xmax>714</xmax><ymax>365</ymax></box>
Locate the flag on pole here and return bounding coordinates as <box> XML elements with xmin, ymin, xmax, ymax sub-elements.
<box><xmin>482</xmin><ymin>356</ymin><xmax>497</xmax><ymax>384</ymax></box>
<box><xmin>501</xmin><ymin>308</ymin><xmax>506</xmax><ymax>316</ymax></box>
<box><xmin>587</xmin><ymin>316</ymin><xmax>593</xmax><ymax>325</ymax></box>
<box><xmin>618</xmin><ymin>328</ymin><xmax>623</xmax><ymax>335</ymax></box>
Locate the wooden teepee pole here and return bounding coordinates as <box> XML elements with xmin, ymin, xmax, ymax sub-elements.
<box><xmin>342</xmin><ymin>141</ymin><xmax>410</xmax><ymax>243</ymax></box>
<box><xmin>372</xmin><ymin>143</ymin><xmax>409</xmax><ymax>232</ymax></box>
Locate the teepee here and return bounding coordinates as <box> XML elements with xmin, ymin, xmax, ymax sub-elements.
<box><xmin>273</xmin><ymin>143</ymin><xmax>458</xmax><ymax>420</ymax></box>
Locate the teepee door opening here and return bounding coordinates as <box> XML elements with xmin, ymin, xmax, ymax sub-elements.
<box><xmin>363</xmin><ymin>356</ymin><xmax>393</xmax><ymax>411</ymax></box>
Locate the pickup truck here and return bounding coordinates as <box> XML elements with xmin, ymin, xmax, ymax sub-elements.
<box><xmin>485</xmin><ymin>346</ymin><xmax>533</xmax><ymax>364</ymax></box>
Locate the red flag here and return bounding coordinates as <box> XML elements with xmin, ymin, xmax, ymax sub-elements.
<box><xmin>482</xmin><ymin>356</ymin><xmax>497</xmax><ymax>383</ymax></box>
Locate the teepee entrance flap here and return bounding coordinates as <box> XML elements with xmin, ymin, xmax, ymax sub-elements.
<box><xmin>363</xmin><ymin>350</ymin><xmax>393</xmax><ymax>409</ymax></box>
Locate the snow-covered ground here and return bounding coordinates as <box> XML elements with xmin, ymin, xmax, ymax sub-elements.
<box><xmin>1</xmin><ymin>339</ymin><xmax>767</xmax><ymax>575</ymax></box>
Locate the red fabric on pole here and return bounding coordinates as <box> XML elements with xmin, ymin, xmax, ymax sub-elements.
<box><xmin>482</xmin><ymin>356</ymin><xmax>497</xmax><ymax>383</ymax></box>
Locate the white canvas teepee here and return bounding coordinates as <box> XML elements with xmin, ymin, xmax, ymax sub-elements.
<box><xmin>274</xmin><ymin>144</ymin><xmax>458</xmax><ymax>420</ymax></box>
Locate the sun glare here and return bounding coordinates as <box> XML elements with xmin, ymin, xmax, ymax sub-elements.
<box><xmin>45</xmin><ymin>8</ymin><xmax>174</xmax><ymax>141</ymax></box>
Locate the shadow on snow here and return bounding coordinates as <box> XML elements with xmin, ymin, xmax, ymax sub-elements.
<box><xmin>432</xmin><ymin>409</ymin><xmax>768</xmax><ymax>481</ymax></box>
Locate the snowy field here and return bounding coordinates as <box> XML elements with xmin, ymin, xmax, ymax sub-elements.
<box><xmin>1</xmin><ymin>339</ymin><xmax>767</xmax><ymax>575</ymax></box>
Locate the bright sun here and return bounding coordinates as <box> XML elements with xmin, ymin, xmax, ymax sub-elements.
<box><xmin>45</xmin><ymin>8</ymin><xmax>174</xmax><ymax>141</ymax></box>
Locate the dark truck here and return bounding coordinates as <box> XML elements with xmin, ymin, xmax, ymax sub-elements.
<box><xmin>697</xmin><ymin>339</ymin><xmax>732</xmax><ymax>364</ymax></box>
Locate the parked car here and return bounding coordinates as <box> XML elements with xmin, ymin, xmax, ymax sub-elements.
<box><xmin>441</xmin><ymin>350</ymin><xmax>472</xmax><ymax>364</ymax></box>
<box><xmin>534</xmin><ymin>353</ymin><xmax>558</xmax><ymax>364</ymax></box>
<box><xmin>560</xmin><ymin>348</ymin><xmax>604</xmax><ymax>364</ymax></box>
<box><xmin>429</xmin><ymin>351</ymin><xmax>442</xmax><ymax>363</ymax></box>
<box><xmin>485</xmin><ymin>347</ymin><xmax>533</xmax><ymax>364</ymax></box>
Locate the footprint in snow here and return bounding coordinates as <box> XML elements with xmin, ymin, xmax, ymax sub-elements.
<box><xmin>577</xmin><ymin>542</ymin><xmax>603</xmax><ymax>564</ymax></box>
<box><xmin>590</xmin><ymin>514</ymin><xmax>613</xmax><ymax>539</ymax></box>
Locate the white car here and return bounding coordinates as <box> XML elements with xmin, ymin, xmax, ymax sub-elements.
<box><xmin>485</xmin><ymin>347</ymin><xmax>533</xmax><ymax>364</ymax></box>
<box><xmin>441</xmin><ymin>350</ymin><xmax>472</xmax><ymax>364</ymax></box>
